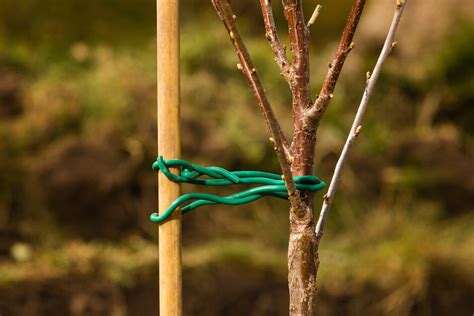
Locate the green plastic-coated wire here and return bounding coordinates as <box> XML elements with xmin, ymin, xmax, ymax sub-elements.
<box><xmin>150</xmin><ymin>156</ymin><xmax>325</xmax><ymax>223</ymax></box>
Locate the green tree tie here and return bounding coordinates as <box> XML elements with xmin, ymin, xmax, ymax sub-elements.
<box><xmin>150</xmin><ymin>156</ymin><xmax>326</xmax><ymax>223</ymax></box>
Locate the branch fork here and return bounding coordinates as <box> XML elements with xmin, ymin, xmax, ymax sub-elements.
<box><xmin>211</xmin><ymin>0</ymin><xmax>301</xmax><ymax>210</ymax></box>
<box><xmin>210</xmin><ymin>0</ymin><xmax>409</xmax><ymax>313</ymax></box>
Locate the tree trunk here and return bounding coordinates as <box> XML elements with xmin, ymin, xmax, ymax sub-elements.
<box><xmin>288</xmin><ymin>202</ymin><xmax>319</xmax><ymax>315</ymax></box>
<box><xmin>288</xmin><ymin>123</ymin><xmax>319</xmax><ymax>314</ymax></box>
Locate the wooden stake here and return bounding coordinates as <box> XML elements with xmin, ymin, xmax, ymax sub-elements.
<box><xmin>157</xmin><ymin>1</ymin><xmax>182</xmax><ymax>315</ymax></box>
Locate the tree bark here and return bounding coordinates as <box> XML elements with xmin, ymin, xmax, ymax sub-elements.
<box><xmin>288</xmin><ymin>201</ymin><xmax>319</xmax><ymax>315</ymax></box>
<box><xmin>288</xmin><ymin>126</ymin><xmax>319</xmax><ymax>315</ymax></box>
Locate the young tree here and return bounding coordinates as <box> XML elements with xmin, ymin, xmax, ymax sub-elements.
<box><xmin>211</xmin><ymin>0</ymin><xmax>409</xmax><ymax>314</ymax></box>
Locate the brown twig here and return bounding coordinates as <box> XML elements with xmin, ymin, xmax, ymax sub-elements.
<box><xmin>315</xmin><ymin>0</ymin><xmax>409</xmax><ymax>241</ymax></box>
<box><xmin>304</xmin><ymin>0</ymin><xmax>366</xmax><ymax>126</ymax></box>
<box><xmin>211</xmin><ymin>0</ymin><xmax>301</xmax><ymax>208</ymax></box>
<box><xmin>259</xmin><ymin>0</ymin><xmax>294</xmax><ymax>84</ymax></box>
<box><xmin>282</xmin><ymin>0</ymin><xmax>308</xmax><ymax>77</ymax></box>
<box><xmin>282</xmin><ymin>0</ymin><xmax>311</xmax><ymax>113</ymax></box>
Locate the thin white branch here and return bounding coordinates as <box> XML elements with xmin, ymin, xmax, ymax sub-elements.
<box><xmin>307</xmin><ymin>4</ymin><xmax>322</xmax><ymax>28</ymax></box>
<box><xmin>315</xmin><ymin>0</ymin><xmax>409</xmax><ymax>240</ymax></box>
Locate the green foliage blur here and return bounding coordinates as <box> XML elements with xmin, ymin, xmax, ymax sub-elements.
<box><xmin>0</xmin><ymin>0</ymin><xmax>472</xmax><ymax>315</ymax></box>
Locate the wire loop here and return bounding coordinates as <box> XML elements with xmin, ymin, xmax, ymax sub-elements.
<box><xmin>150</xmin><ymin>156</ymin><xmax>325</xmax><ymax>223</ymax></box>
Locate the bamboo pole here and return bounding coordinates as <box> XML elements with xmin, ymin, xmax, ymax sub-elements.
<box><xmin>157</xmin><ymin>0</ymin><xmax>182</xmax><ymax>315</ymax></box>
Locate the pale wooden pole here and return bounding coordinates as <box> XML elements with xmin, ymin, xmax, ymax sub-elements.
<box><xmin>157</xmin><ymin>0</ymin><xmax>182</xmax><ymax>315</ymax></box>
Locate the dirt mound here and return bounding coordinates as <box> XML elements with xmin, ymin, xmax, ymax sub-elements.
<box><xmin>34</xmin><ymin>137</ymin><xmax>141</xmax><ymax>239</ymax></box>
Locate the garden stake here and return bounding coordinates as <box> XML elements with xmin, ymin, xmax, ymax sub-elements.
<box><xmin>157</xmin><ymin>1</ymin><xmax>182</xmax><ymax>315</ymax></box>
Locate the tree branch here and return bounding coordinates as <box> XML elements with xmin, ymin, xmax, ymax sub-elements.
<box><xmin>304</xmin><ymin>0</ymin><xmax>366</xmax><ymax>126</ymax></box>
<box><xmin>282</xmin><ymin>0</ymin><xmax>308</xmax><ymax>78</ymax></box>
<box><xmin>259</xmin><ymin>0</ymin><xmax>294</xmax><ymax>85</ymax></box>
<box><xmin>315</xmin><ymin>0</ymin><xmax>409</xmax><ymax>241</ymax></box>
<box><xmin>211</xmin><ymin>0</ymin><xmax>301</xmax><ymax>209</ymax></box>
<box><xmin>281</xmin><ymin>1</ymin><xmax>314</xmax><ymax>179</ymax></box>
<box><xmin>282</xmin><ymin>0</ymin><xmax>311</xmax><ymax>114</ymax></box>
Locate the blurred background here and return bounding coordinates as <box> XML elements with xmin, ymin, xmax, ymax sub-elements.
<box><xmin>0</xmin><ymin>0</ymin><xmax>473</xmax><ymax>315</ymax></box>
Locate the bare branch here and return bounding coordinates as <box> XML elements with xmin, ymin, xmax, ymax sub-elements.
<box><xmin>282</xmin><ymin>0</ymin><xmax>311</xmax><ymax>105</ymax></box>
<box><xmin>211</xmin><ymin>0</ymin><xmax>301</xmax><ymax>209</ymax></box>
<box><xmin>259</xmin><ymin>0</ymin><xmax>294</xmax><ymax>84</ymax></box>
<box><xmin>304</xmin><ymin>0</ymin><xmax>366</xmax><ymax>126</ymax></box>
<box><xmin>282</xmin><ymin>0</ymin><xmax>308</xmax><ymax>77</ymax></box>
<box><xmin>281</xmin><ymin>1</ymin><xmax>314</xmax><ymax>178</ymax></box>
<box><xmin>315</xmin><ymin>0</ymin><xmax>409</xmax><ymax>241</ymax></box>
<box><xmin>307</xmin><ymin>4</ymin><xmax>322</xmax><ymax>28</ymax></box>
